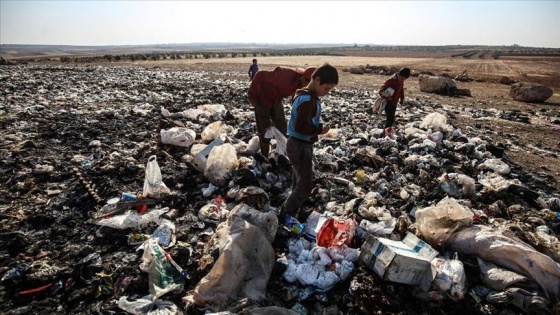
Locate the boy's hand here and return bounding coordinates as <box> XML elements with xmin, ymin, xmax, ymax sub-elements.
<box><xmin>321</xmin><ymin>125</ymin><xmax>330</xmax><ymax>134</ymax></box>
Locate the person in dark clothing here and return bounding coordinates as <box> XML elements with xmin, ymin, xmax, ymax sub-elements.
<box><xmin>247</xmin><ymin>65</ymin><xmax>316</xmax><ymax>157</ymax></box>
<box><xmin>248</xmin><ymin>58</ymin><xmax>259</xmax><ymax>80</ymax></box>
<box><xmin>279</xmin><ymin>63</ymin><xmax>339</xmax><ymax>224</ymax></box>
<box><xmin>378</xmin><ymin>67</ymin><xmax>410</xmax><ymax>139</ymax></box>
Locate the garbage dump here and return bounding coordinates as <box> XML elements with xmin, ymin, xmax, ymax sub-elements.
<box><xmin>0</xmin><ymin>63</ymin><xmax>559</xmax><ymax>315</ymax></box>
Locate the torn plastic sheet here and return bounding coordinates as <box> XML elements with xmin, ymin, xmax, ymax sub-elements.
<box><xmin>189</xmin><ymin>215</ymin><xmax>275</xmax><ymax>306</ymax></box>
<box><xmin>139</xmin><ymin>239</ymin><xmax>185</xmax><ymax>299</ymax></box>
<box><xmin>447</xmin><ymin>225</ymin><xmax>560</xmax><ymax>302</ymax></box>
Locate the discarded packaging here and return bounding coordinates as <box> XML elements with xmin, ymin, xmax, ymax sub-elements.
<box><xmin>359</xmin><ymin>232</ymin><xmax>439</xmax><ymax>288</ymax></box>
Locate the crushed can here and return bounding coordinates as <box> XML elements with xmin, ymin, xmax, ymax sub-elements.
<box><xmin>162</xmin><ymin>208</ymin><xmax>179</xmax><ymax>220</ymax></box>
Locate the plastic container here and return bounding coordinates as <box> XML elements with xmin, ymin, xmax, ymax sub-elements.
<box><xmin>121</xmin><ymin>192</ymin><xmax>137</xmax><ymax>202</ymax></box>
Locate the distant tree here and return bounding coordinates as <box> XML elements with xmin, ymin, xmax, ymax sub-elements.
<box><xmin>60</xmin><ymin>56</ymin><xmax>71</xmax><ymax>63</ymax></box>
<box><xmin>231</xmin><ymin>53</ymin><xmax>237</xmax><ymax>58</ymax></box>
<box><xmin>253</xmin><ymin>52</ymin><xmax>258</xmax><ymax>57</ymax></box>
<box><xmin>242</xmin><ymin>53</ymin><xmax>247</xmax><ymax>57</ymax></box>
<box><xmin>114</xmin><ymin>55</ymin><xmax>122</xmax><ymax>61</ymax></box>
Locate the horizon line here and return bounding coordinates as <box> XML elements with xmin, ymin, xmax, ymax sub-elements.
<box><xmin>1</xmin><ymin>42</ymin><xmax>559</xmax><ymax>49</ymax></box>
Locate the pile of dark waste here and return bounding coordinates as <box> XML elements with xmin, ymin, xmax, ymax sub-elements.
<box><xmin>1</xmin><ymin>64</ymin><xmax>559</xmax><ymax>315</ymax></box>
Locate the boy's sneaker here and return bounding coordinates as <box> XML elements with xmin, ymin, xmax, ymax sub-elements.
<box><xmin>384</xmin><ymin>127</ymin><xmax>395</xmax><ymax>139</ymax></box>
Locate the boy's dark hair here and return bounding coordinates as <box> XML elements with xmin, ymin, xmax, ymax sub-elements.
<box><xmin>398</xmin><ymin>67</ymin><xmax>411</xmax><ymax>78</ymax></box>
<box><xmin>252</xmin><ymin>59</ymin><xmax>257</xmax><ymax>63</ymax></box>
<box><xmin>312</xmin><ymin>63</ymin><xmax>339</xmax><ymax>85</ymax></box>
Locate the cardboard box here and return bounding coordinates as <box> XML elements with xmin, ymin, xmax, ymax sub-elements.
<box><xmin>360</xmin><ymin>232</ymin><xmax>438</xmax><ymax>288</ymax></box>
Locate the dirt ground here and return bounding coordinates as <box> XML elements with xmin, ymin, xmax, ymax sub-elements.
<box><xmin>113</xmin><ymin>54</ymin><xmax>560</xmax><ymax>192</ymax></box>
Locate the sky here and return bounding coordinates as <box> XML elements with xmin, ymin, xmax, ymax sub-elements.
<box><xmin>1</xmin><ymin>1</ymin><xmax>560</xmax><ymax>48</ymax></box>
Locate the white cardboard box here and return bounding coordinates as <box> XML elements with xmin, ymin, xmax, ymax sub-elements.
<box><xmin>360</xmin><ymin>232</ymin><xmax>439</xmax><ymax>289</ymax></box>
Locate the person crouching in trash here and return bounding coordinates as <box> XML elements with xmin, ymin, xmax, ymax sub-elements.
<box><xmin>279</xmin><ymin>63</ymin><xmax>339</xmax><ymax>224</ymax></box>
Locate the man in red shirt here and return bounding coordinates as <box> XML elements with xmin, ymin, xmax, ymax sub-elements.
<box><xmin>247</xmin><ymin>66</ymin><xmax>317</xmax><ymax>157</ymax></box>
<box><xmin>378</xmin><ymin>67</ymin><xmax>410</xmax><ymax>139</ymax></box>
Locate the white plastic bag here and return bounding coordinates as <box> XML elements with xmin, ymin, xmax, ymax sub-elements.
<box><xmin>160</xmin><ymin>127</ymin><xmax>196</xmax><ymax>148</ymax></box>
<box><xmin>118</xmin><ymin>295</ymin><xmax>178</xmax><ymax>315</ymax></box>
<box><xmin>359</xmin><ymin>218</ymin><xmax>396</xmax><ymax>236</ymax></box>
<box><xmin>478</xmin><ymin>158</ymin><xmax>511</xmax><ymax>175</ymax></box>
<box><xmin>282</xmin><ymin>259</ymin><xmax>298</xmax><ymax>283</ymax></box>
<box><xmin>427</xmin><ymin>130</ymin><xmax>443</xmax><ymax>143</ymax></box>
<box><xmin>372</xmin><ymin>97</ymin><xmax>386</xmax><ymax>115</ymax></box>
<box><xmin>204</xmin><ymin>143</ymin><xmax>239</xmax><ymax>187</ymax></box>
<box><xmin>380</xmin><ymin>87</ymin><xmax>395</xmax><ymax>97</ymax></box>
<box><xmin>89</xmin><ymin>208</ymin><xmax>167</xmax><ymax>230</ymax></box>
<box><xmin>264</xmin><ymin>126</ymin><xmax>287</xmax><ymax>156</ymax></box>
<box><xmin>239</xmin><ymin>136</ymin><xmax>260</xmax><ymax>155</ymax></box>
<box><xmin>191</xmin><ymin>136</ymin><xmax>224</xmax><ymax>173</ymax></box>
<box><xmin>420</xmin><ymin>112</ymin><xmax>449</xmax><ymax>131</ymax></box>
<box><xmin>295</xmin><ymin>263</ymin><xmax>321</xmax><ymax>286</ymax></box>
<box><xmin>143</xmin><ymin>155</ymin><xmax>171</xmax><ymax>198</ymax></box>
<box><xmin>201</xmin><ymin>121</ymin><xmax>223</xmax><ymax>142</ymax></box>
<box><xmin>328</xmin><ymin>245</ymin><xmax>360</xmax><ymax>263</ymax></box>
<box><xmin>430</xmin><ymin>254</ymin><xmax>467</xmax><ymax>301</ymax></box>
<box><xmin>322</xmin><ymin>128</ymin><xmax>340</xmax><ymax>139</ymax></box>
<box><xmin>335</xmin><ymin>260</ymin><xmax>354</xmax><ymax>281</ymax></box>
<box><xmin>198</xmin><ymin>104</ymin><xmax>227</xmax><ymax>117</ymax></box>
<box><xmin>315</xmin><ymin>271</ymin><xmax>340</xmax><ymax>292</ymax></box>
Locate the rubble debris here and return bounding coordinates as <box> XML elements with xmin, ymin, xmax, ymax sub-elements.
<box><xmin>0</xmin><ymin>63</ymin><xmax>559</xmax><ymax>315</ymax></box>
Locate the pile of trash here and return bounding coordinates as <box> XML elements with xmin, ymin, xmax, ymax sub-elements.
<box><xmin>0</xmin><ymin>64</ymin><xmax>559</xmax><ymax>315</ymax></box>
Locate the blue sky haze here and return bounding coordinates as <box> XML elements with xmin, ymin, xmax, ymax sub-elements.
<box><xmin>1</xmin><ymin>1</ymin><xmax>559</xmax><ymax>48</ymax></box>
